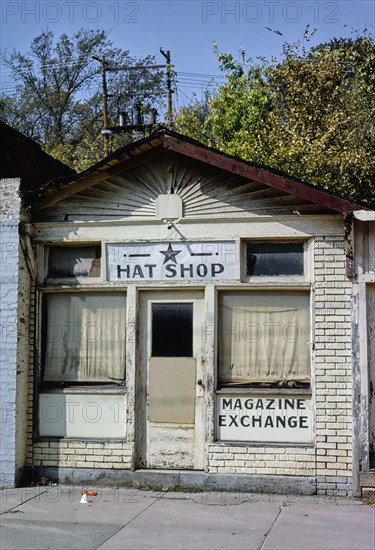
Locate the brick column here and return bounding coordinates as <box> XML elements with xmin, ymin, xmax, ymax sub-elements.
<box><xmin>0</xmin><ymin>178</ymin><xmax>23</xmax><ymax>487</ymax></box>
<box><xmin>314</xmin><ymin>236</ymin><xmax>353</xmax><ymax>495</ymax></box>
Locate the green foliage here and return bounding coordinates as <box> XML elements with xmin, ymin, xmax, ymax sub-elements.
<box><xmin>175</xmin><ymin>33</ymin><xmax>375</xmax><ymax>206</ymax></box>
<box><xmin>1</xmin><ymin>29</ymin><xmax>166</xmax><ymax>171</ymax></box>
<box><xmin>175</xmin><ymin>101</ymin><xmax>212</xmax><ymax>145</ymax></box>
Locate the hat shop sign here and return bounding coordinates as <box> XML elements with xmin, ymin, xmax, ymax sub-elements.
<box><xmin>106</xmin><ymin>242</ymin><xmax>237</xmax><ymax>281</ymax></box>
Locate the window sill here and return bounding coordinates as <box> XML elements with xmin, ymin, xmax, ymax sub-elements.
<box><xmin>213</xmin><ymin>440</ymin><xmax>315</xmax><ymax>448</ymax></box>
<box><xmin>36</xmin><ymin>436</ymin><xmax>127</xmax><ymax>442</ymax></box>
<box><xmin>44</xmin><ymin>277</ymin><xmax>103</xmax><ymax>285</ymax></box>
<box><xmin>216</xmin><ymin>387</ymin><xmax>311</xmax><ymax>395</ymax></box>
<box><xmin>40</xmin><ymin>386</ymin><xmax>126</xmax><ymax>394</ymax></box>
<box><xmin>240</xmin><ymin>280</ymin><xmax>311</xmax><ymax>287</ymax></box>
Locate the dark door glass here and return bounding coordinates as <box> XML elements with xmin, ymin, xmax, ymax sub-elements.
<box><xmin>152</xmin><ymin>303</ymin><xmax>193</xmax><ymax>357</ymax></box>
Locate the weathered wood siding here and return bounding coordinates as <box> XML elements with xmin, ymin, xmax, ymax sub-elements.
<box><xmin>37</xmin><ymin>154</ymin><xmax>334</xmax><ymax>222</ymax></box>
<box><xmin>352</xmin><ymin>218</ymin><xmax>375</xmax><ymax>495</ymax></box>
<box><xmin>355</xmin><ymin>220</ymin><xmax>375</xmax><ymax>275</ymax></box>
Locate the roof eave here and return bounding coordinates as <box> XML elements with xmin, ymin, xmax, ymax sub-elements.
<box><xmin>27</xmin><ymin>129</ymin><xmax>370</xmax><ymax>214</ymax></box>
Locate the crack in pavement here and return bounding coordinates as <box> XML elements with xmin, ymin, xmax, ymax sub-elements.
<box><xmin>95</xmin><ymin>492</ymin><xmax>167</xmax><ymax>550</ymax></box>
<box><xmin>1</xmin><ymin>490</ymin><xmax>49</xmax><ymax>516</ymax></box>
<box><xmin>258</xmin><ymin>501</ymin><xmax>286</xmax><ymax>550</ymax></box>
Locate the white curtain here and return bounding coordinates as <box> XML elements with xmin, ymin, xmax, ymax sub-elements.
<box><xmin>44</xmin><ymin>293</ymin><xmax>126</xmax><ymax>382</ymax></box>
<box><xmin>219</xmin><ymin>291</ymin><xmax>310</xmax><ymax>384</ymax></box>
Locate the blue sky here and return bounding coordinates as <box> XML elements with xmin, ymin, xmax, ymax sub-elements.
<box><xmin>1</xmin><ymin>0</ymin><xmax>374</xmax><ymax>108</ymax></box>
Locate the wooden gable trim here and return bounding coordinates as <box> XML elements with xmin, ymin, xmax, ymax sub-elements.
<box><xmin>34</xmin><ymin>129</ymin><xmax>366</xmax><ymax>213</ymax></box>
<box><xmin>36</xmin><ymin>147</ymin><xmax>162</xmax><ymax>209</ymax></box>
<box><xmin>162</xmin><ymin>134</ymin><xmax>364</xmax><ymax>214</ymax></box>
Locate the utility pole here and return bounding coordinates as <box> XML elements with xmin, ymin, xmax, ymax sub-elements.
<box><xmin>93</xmin><ymin>51</ymin><xmax>172</xmax><ymax>154</ymax></box>
<box><xmin>160</xmin><ymin>49</ymin><xmax>173</xmax><ymax>127</ymax></box>
<box><xmin>93</xmin><ymin>55</ymin><xmax>110</xmax><ymax>154</ymax></box>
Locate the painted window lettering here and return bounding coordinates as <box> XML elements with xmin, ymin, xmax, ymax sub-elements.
<box><xmin>218</xmin><ymin>414</ymin><xmax>309</xmax><ymax>429</ymax></box>
<box><xmin>217</xmin><ymin>395</ymin><xmax>313</xmax><ymax>443</ymax></box>
<box><xmin>222</xmin><ymin>398</ymin><xmax>306</xmax><ymax>410</ymax></box>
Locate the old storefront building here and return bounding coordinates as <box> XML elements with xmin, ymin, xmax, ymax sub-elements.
<box><xmin>1</xmin><ymin>128</ymin><xmax>374</xmax><ymax>496</ymax></box>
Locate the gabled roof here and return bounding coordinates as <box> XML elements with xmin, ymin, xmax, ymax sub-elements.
<box><xmin>29</xmin><ymin>128</ymin><xmax>367</xmax><ymax>214</ymax></box>
<box><xmin>0</xmin><ymin>121</ymin><xmax>76</xmax><ymax>191</ymax></box>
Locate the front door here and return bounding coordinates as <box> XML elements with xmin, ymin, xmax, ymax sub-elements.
<box><xmin>137</xmin><ymin>290</ymin><xmax>205</xmax><ymax>469</ymax></box>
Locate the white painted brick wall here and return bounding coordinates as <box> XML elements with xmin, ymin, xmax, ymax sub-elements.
<box><xmin>0</xmin><ymin>178</ymin><xmax>31</xmax><ymax>487</ymax></box>
<box><xmin>32</xmin><ymin>441</ymin><xmax>133</xmax><ymax>470</ymax></box>
<box><xmin>0</xmin><ymin>222</ymin><xmax>20</xmax><ymax>487</ymax></box>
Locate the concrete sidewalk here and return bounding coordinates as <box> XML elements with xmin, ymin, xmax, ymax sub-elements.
<box><xmin>1</xmin><ymin>487</ymin><xmax>374</xmax><ymax>550</ymax></box>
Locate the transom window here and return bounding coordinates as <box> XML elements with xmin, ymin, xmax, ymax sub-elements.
<box><xmin>47</xmin><ymin>245</ymin><xmax>101</xmax><ymax>279</ymax></box>
<box><xmin>246</xmin><ymin>242</ymin><xmax>304</xmax><ymax>277</ymax></box>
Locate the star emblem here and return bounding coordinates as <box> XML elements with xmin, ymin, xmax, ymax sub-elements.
<box><xmin>159</xmin><ymin>243</ymin><xmax>181</xmax><ymax>264</ymax></box>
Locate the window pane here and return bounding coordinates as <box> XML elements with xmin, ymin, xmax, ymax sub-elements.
<box><xmin>43</xmin><ymin>293</ymin><xmax>126</xmax><ymax>383</ymax></box>
<box><xmin>218</xmin><ymin>291</ymin><xmax>310</xmax><ymax>386</ymax></box>
<box><xmin>246</xmin><ymin>242</ymin><xmax>304</xmax><ymax>276</ymax></box>
<box><xmin>152</xmin><ymin>303</ymin><xmax>193</xmax><ymax>357</ymax></box>
<box><xmin>48</xmin><ymin>246</ymin><xmax>101</xmax><ymax>278</ymax></box>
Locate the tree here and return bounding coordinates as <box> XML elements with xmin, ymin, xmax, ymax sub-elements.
<box><xmin>267</xmin><ymin>33</ymin><xmax>375</xmax><ymax>204</ymax></box>
<box><xmin>175</xmin><ymin>33</ymin><xmax>375</xmax><ymax>206</ymax></box>
<box><xmin>1</xmin><ymin>29</ymin><xmax>166</xmax><ymax>170</ymax></box>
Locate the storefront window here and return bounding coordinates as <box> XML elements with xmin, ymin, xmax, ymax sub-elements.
<box><xmin>218</xmin><ymin>290</ymin><xmax>310</xmax><ymax>387</ymax></box>
<box><xmin>42</xmin><ymin>292</ymin><xmax>126</xmax><ymax>385</ymax></box>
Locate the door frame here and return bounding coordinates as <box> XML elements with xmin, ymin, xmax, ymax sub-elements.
<box><xmin>367</xmin><ymin>284</ymin><xmax>375</xmax><ymax>468</ymax></box>
<box><xmin>135</xmin><ymin>289</ymin><xmax>205</xmax><ymax>470</ymax></box>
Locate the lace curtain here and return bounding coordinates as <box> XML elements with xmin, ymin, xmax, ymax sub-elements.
<box><xmin>44</xmin><ymin>293</ymin><xmax>126</xmax><ymax>382</ymax></box>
